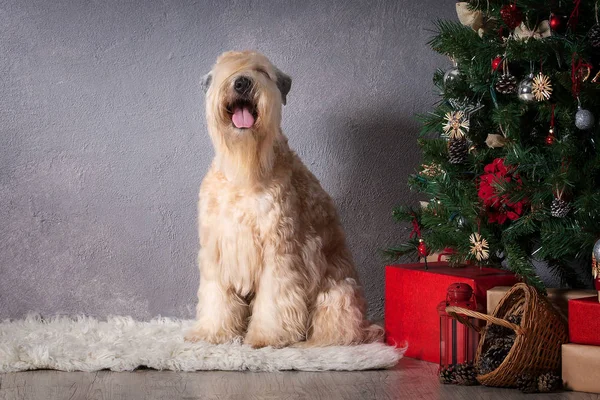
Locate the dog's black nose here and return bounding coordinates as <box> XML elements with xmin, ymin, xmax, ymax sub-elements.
<box><xmin>234</xmin><ymin>76</ymin><xmax>252</xmax><ymax>95</ymax></box>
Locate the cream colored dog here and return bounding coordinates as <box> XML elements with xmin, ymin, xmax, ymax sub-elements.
<box><xmin>185</xmin><ymin>51</ymin><xmax>382</xmax><ymax>348</ymax></box>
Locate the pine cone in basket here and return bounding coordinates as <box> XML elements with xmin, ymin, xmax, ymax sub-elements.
<box><xmin>485</xmin><ymin>324</ymin><xmax>514</xmax><ymax>341</ymax></box>
<box><xmin>439</xmin><ymin>365</ymin><xmax>456</xmax><ymax>384</ymax></box>
<box><xmin>477</xmin><ymin>338</ymin><xmax>513</xmax><ymax>375</ymax></box>
<box><xmin>538</xmin><ymin>372</ymin><xmax>562</xmax><ymax>393</ymax></box>
<box><xmin>485</xmin><ymin>323</ymin><xmax>511</xmax><ymax>340</ymax></box>
<box><xmin>485</xmin><ymin>314</ymin><xmax>521</xmax><ymax>340</ymax></box>
<box><xmin>476</xmin><ymin>356</ymin><xmax>495</xmax><ymax>376</ymax></box>
<box><xmin>507</xmin><ymin>314</ymin><xmax>522</xmax><ymax>324</ymax></box>
<box><xmin>454</xmin><ymin>362</ymin><xmax>479</xmax><ymax>386</ymax></box>
<box><xmin>517</xmin><ymin>374</ymin><xmax>539</xmax><ymax>394</ymax></box>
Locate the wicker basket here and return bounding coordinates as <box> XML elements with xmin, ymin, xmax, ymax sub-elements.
<box><xmin>446</xmin><ymin>283</ymin><xmax>568</xmax><ymax>387</ymax></box>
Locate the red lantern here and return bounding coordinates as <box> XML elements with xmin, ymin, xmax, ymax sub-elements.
<box><xmin>437</xmin><ymin>283</ymin><xmax>482</xmax><ymax>369</ymax></box>
<box><xmin>593</xmin><ymin>253</ymin><xmax>600</xmax><ymax>292</ymax></box>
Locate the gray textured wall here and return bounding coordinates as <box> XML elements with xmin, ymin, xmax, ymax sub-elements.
<box><xmin>0</xmin><ymin>0</ymin><xmax>455</xmax><ymax>320</ymax></box>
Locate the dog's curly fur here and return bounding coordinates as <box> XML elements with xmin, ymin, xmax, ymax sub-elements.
<box><xmin>185</xmin><ymin>51</ymin><xmax>382</xmax><ymax>348</ymax></box>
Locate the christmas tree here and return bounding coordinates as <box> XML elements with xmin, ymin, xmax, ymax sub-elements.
<box><xmin>387</xmin><ymin>1</ymin><xmax>600</xmax><ymax>289</ymax></box>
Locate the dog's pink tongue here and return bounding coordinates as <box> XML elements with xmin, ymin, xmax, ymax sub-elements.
<box><xmin>232</xmin><ymin>106</ymin><xmax>254</xmax><ymax>129</ymax></box>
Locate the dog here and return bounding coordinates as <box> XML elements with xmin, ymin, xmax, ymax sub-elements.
<box><xmin>185</xmin><ymin>51</ymin><xmax>382</xmax><ymax>348</ymax></box>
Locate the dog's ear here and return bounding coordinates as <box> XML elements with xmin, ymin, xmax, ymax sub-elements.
<box><xmin>274</xmin><ymin>67</ymin><xmax>292</xmax><ymax>105</ymax></box>
<box><xmin>200</xmin><ymin>72</ymin><xmax>212</xmax><ymax>93</ymax></box>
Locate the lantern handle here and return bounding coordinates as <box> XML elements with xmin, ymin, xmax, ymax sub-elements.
<box><xmin>445</xmin><ymin>306</ymin><xmax>525</xmax><ymax>335</ymax></box>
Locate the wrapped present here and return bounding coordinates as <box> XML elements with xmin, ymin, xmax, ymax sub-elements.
<box><xmin>562</xmin><ymin>343</ymin><xmax>600</xmax><ymax>394</ymax></box>
<box><xmin>422</xmin><ymin>248</ymin><xmax>455</xmax><ymax>263</ymax></box>
<box><xmin>569</xmin><ymin>296</ymin><xmax>600</xmax><ymax>345</ymax></box>
<box><xmin>487</xmin><ymin>287</ymin><xmax>596</xmax><ymax>319</ymax></box>
<box><xmin>384</xmin><ymin>262</ymin><xmax>518</xmax><ymax>363</ymax></box>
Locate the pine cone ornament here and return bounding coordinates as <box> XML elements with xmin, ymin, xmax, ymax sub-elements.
<box><xmin>517</xmin><ymin>374</ymin><xmax>539</xmax><ymax>393</ymax></box>
<box><xmin>439</xmin><ymin>365</ymin><xmax>456</xmax><ymax>384</ymax></box>
<box><xmin>538</xmin><ymin>372</ymin><xmax>562</xmax><ymax>393</ymax></box>
<box><xmin>588</xmin><ymin>24</ymin><xmax>600</xmax><ymax>48</ymax></box>
<box><xmin>454</xmin><ymin>362</ymin><xmax>479</xmax><ymax>386</ymax></box>
<box><xmin>551</xmin><ymin>198</ymin><xmax>570</xmax><ymax>218</ymax></box>
<box><xmin>495</xmin><ymin>74</ymin><xmax>518</xmax><ymax>94</ymax></box>
<box><xmin>448</xmin><ymin>136</ymin><xmax>468</xmax><ymax>164</ymax></box>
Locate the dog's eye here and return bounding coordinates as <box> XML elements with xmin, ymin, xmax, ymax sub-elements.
<box><xmin>256</xmin><ymin>68</ymin><xmax>271</xmax><ymax>79</ymax></box>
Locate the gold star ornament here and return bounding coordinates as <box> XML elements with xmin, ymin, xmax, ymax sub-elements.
<box><xmin>469</xmin><ymin>232</ymin><xmax>490</xmax><ymax>261</ymax></box>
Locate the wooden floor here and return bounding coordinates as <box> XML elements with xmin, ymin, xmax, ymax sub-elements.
<box><xmin>1</xmin><ymin>358</ymin><xmax>598</xmax><ymax>400</ymax></box>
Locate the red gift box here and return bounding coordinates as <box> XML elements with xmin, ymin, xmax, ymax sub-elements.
<box><xmin>385</xmin><ymin>262</ymin><xmax>518</xmax><ymax>363</ymax></box>
<box><xmin>569</xmin><ymin>296</ymin><xmax>600</xmax><ymax>346</ymax></box>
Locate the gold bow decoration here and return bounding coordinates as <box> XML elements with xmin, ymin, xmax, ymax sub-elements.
<box><xmin>485</xmin><ymin>134</ymin><xmax>508</xmax><ymax>148</ymax></box>
<box><xmin>456</xmin><ymin>2</ymin><xmax>495</xmax><ymax>37</ymax></box>
<box><xmin>514</xmin><ymin>20</ymin><xmax>551</xmax><ymax>41</ymax></box>
<box><xmin>456</xmin><ymin>2</ymin><xmax>484</xmax><ymax>31</ymax></box>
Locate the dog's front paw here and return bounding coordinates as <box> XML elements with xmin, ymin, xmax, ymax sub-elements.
<box><xmin>244</xmin><ymin>335</ymin><xmax>283</xmax><ymax>349</ymax></box>
<box><xmin>244</xmin><ymin>329</ymin><xmax>301</xmax><ymax>349</ymax></box>
<box><xmin>184</xmin><ymin>327</ymin><xmax>237</xmax><ymax>344</ymax></box>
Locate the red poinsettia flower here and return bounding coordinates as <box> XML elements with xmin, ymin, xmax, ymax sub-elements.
<box><xmin>477</xmin><ymin>158</ymin><xmax>527</xmax><ymax>224</ymax></box>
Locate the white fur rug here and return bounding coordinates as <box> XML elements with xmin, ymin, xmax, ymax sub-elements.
<box><xmin>0</xmin><ymin>315</ymin><xmax>404</xmax><ymax>372</ymax></box>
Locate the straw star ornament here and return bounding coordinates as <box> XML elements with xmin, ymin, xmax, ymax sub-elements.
<box><xmin>532</xmin><ymin>73</ymin><xmax>552</xmax><ymax>101</ymax></box>
<box><xmin>443</xmin><ymin>111</ymin><xmax>470</xmax><ymax>138</ymax></box>
<box><xmin>420</xmin><ymin>163</ymin><xmax>444</xmax><ymax>178</ymax></box>
<box><xmin>469</xmin><ymin>232</ymin><xmax>489</xmax><ymax>261</ymax></box>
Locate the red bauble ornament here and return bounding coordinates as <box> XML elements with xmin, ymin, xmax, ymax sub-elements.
<box><xmin>546</xmin><ymin>127</ymin><xmax>555</xmax><ymax>145</ymax></box>
<box><xmin>500</xmin><ymin>4</ymin><xmax>523</xmax><ymax>30</ymax></box>
<box><xmin>549</xmin><ymin>14</ymin><xmax>561</xmax><ymax>30</ymax></box>
<box><xmin>417</xmin><ymin>239</ymin><xmax>428</xmax><ymax>257</ymax></box>
<box><xmin>549</xmin><ymin>13</ymin><xmax>567</xmax><ymax>33</ymax></box>
<box><xmin>492</xmin><ymin>56</ymin><xmax>502</xmax><ymax>71</ymax></box>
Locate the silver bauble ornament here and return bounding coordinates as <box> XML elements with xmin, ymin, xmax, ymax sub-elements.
<box><xmin>443</xmin><ymin>66</ymin><xmax>461</xmax><ymax>87</ymax></box>
<box><xmin>575</xmin><ymin>106</ymin><xmax>595</xmax><ymax>130</ymax></box>
<box><xmin>593</xmin><ymin>239</ymin><xmax>600</xmax><ymax>261</ymax></box>
<box><xmin>456</xmin><ymin>216</ymin><xmax>467</xmax><ymax>228</ymax></box>
<box><xmin>517</xmin><ymin>73</ymin><xmax>535</xmax><ymax>102</ymax></box>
